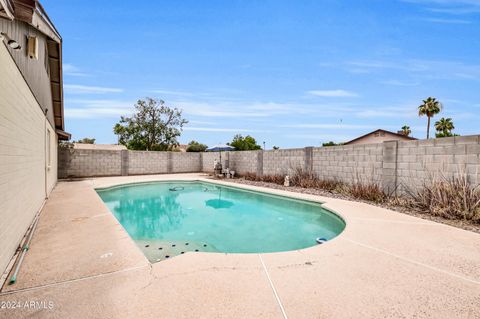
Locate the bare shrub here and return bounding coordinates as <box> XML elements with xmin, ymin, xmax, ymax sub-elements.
<box><xmin>290</xmin><ymin>168</ymin><xmax>340</xmax><ymax>191</ymax></box>
<box><xmin>340</xmin><ymin>171</ymin><xmax>389</xmax><ymax>203</ymax></box>
<box><xmin>241</xmin><ymin>172</ymin><xmax>284</xmax><ymax>185</ymax></box>
<box><xmin>408</xmin><ymin>171</ymin><xmax>480</xmax><ymax>222</ymax></box>
<box><xmin>342</xmin><ymin>181</ymin><xmax>388</xmax><ymax>203</ymax></box>
<box><xmin>243</xmin><ymin>172</ymin><xmax>258</xmax><ymax>181</ymax></box>
<box><xmin>261</xmin><ymin>174</ymin><xmax>285</xmax><ymax>185</ymax></box>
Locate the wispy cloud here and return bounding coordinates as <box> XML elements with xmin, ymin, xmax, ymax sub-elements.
<box><xmin>422</xmin><ymin>17</ymin><xmax>472</xmax><ymax>23</ymax></box>
<box><xmin>354</xmin><ymin>104</ymin><xmax>419</xmax><ymax>119</ymax></box>
<box><xmin>280</xmin><ymin>123</ymin><xmax>374</xmax><ymax>130</ymax></box>
<box><xmin>177</xmin><ymin>101</ymin><xmax>298</xmax><ymax>118</ymax></box>
<box><xmin>150</xmin><ymin>89</ymin><xmax>194</xmax><ymax>97</ymax></box>
<box><xmin>184</xmin><ymin>127</ymin><xmax>265</xmax><ymax>133</ymax></box>
<box><xmin>307</xmin><ymin>90</ymin><xmax>358</xmax><ymax>97</ymax></box>
<box><xmin>63</xmin><ymin>64</ymin><xmax>89</xmax><ymax>77</ymax></box>
<box><xmin>345</xmin><ymin>59</ymin><xmax>480</xmax><ymax>80</ymax></box>
<box><xmin>401</xmin><ymin>0</ymin><xmax>480</xmax><ymax>14</ymax></box>
<box><xmin>64</xmin><ymin>84</ymin><xmax>124</xmax><ymax>94</ymax></box>
<box><xmin>287</xmin><ymin>133</ymin><xmax>356</xmax><ymax>143</ymax></box>
<box><xmin>64</xmin><ymin>99</ymin><xmax>133</xmax><ymax>118</ymax></box>
<box><xmin>381</xmin><ymin>79</ymin><xmax>420</xmax><ymax>86</ymax></box>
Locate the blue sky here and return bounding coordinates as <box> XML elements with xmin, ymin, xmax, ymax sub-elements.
<box><xmin>44</xmin><ymin>0</ymin><xmax>480</xmax><ymax>148</ymax></box>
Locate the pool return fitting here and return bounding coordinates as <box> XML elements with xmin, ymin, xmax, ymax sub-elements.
<box><xmin>169</xmin><ymin>186</ymin><xmax>184</xmax><ymax>192</ymax></box>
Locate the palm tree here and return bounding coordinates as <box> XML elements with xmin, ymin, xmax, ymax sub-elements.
<box><xmin>418</xmin><ymin>97</ymin><xmax>442</xmax><ymax>139</ymax></box>
<box><xmin>401</xmin><ymin>125</ymin><xmax>411</xmax><ymax>137</ymax></box>
<box><xmin>434</xmin><ymin>117</ymin><xmax>455</xmax><ymax>137</ymax></box>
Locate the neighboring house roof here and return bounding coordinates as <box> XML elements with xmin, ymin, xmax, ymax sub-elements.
<box><xmin>73</xmin><ymin>144</ymin><xmax>127</xmax><ymax>151</ymax></box>
<box><xmin>1</xmin><ymin>0</ymin><xmax>66</xmax><ymax>135</ymax></box>
<box><xmin>344</xmin><ymin>129</ymin><xmax>417</xmax><ymax>145</ymax></box>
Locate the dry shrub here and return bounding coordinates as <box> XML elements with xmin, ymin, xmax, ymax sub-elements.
<box><xmin>241</xmin><ymin>172</ymin><xmax>284</xmax><ymax>185</ymax></box>
<box><xmin>342</xmin><ymin>181</ymin><xmax>388</xmax><ymax>203</ymax></box>
<box><xmin>243</xmin><ymin>172</ymin><xmax>258</xmax><ymax>181</ymax></box>
<box><xmin>261</xmin><ymin>174</ymin><xmax>285</xmax><ymax>185</ymax></box>
<box><xmin>290</xmin><ymin>168</ymin><xmax>340</xmax><ymax>191</ymax></box>
<box><xmin>408</xmin><ymin>171</ymin><xmax>480</xmax><ymax>222</ymax></box>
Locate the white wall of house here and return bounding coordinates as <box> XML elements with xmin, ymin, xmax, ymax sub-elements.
<box><xmin>0</xmin><ymin>43</ymin><xmax>58</xmax><ymax>274</ymax></box>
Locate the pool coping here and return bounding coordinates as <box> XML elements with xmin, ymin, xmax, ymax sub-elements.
<box><xmin>1</xmin><ymin>173</ymin><xmax>479</xmax><ymax>318</ymax></box>
<box><xmin>93</xmin><ymin>178</ymin><xmax>348</xmax><ymax>259</ymax></box>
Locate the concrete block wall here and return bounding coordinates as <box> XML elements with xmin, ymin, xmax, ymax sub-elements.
<box><xmin>263</xmin><ymin>148</ymin><xmax>305</xmax><ymax>175</ymax></box>
<box><xmin>227</xmin><ymin>150</ymin><xmax>260</xmax><ymax>175</ymax></box>
<box><xmin>171</xmin><ymin>152</ymin><xmax>202</xmax><ymax>173</ymax></box>
<box><xmin>201</xmin><ymin>152</ymin><xmax>216</xmax><ymax>172</ymax></box>
<box><xmin>58</xmin><ymin>135</ymin><xmax>480</xmax><ymax>195</ymax></box>
<box><xmin>395</xmin><ymin>136</ymin><xmax>480</xmax><ymax>194</ymax></box>
<box><xmin>313</xmin><ymin>144</ymin><xmax>383</xmax><ymax>184</ymax></box>
<box><xmin>59</xmin><ymin>148</ymin><xmax>121</xmax><ymax>178</ymax></box>
<box><xmin>127</xmin><ymin>151</ymin><xmax>169</xmax><ymax>175</ymax></box>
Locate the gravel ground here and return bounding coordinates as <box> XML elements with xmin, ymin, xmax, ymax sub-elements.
<box><xmin>217</xmin><ymin>177</ymin><xmax>480</xmax><ymax>234</ymax></box>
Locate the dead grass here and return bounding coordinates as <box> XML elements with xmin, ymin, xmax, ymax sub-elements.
<box><xmin>238</xmin><ymin>167</ymin><xmax>480</xmax><ymax>224</ymax></box>
<box><xmin>242</xmin><ymin>172</ymin><xmax>284</xmax><ymax>185</ymax></box>
<box><xmin>290</xmin><ymin>168</ymin><xmax>341</xmax><ymax>191</ymax></box>
<box><xmin>407</xmin><ymin>171</ymin><xmax>480</xmax><ymax>222</ymax></box>
<box><xmin>242</xmin><ymin>168</ymin><xmax>388</xmax><ymax>203</ymax></box>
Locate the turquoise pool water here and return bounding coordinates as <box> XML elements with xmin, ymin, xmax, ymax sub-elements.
<box><xmin>96</xmin><ymin>181</ymin><xmax>345</xmax><ymax>262</ymax></box>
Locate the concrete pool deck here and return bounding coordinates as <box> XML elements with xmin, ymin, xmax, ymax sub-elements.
<box><xmin>0</xmin><ymin>173</ymin><xmax>479</xmax><ymax>318</ymax></box>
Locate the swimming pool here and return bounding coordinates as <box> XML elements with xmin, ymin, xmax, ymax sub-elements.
<box><xmin>96</xmin><ymin>181</ymin><xmax>345</xmax><ymax>262</ymax></box>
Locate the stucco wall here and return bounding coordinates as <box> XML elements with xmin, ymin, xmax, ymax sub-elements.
<box><xmin>0</xmin><ymin>44</ymin><xmax>58</xmax><ymax>274</ymax></box>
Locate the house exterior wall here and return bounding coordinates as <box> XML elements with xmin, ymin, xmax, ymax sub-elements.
<box><xmin>346</xmin><ymin>131</ymin><xmax>413</xmax><ymax>145</ymax></box>
<box><xmin>0</xmin><ymin>43</ymin><xmax>58</xmax><ymax>274</ymax></box>
<box><xmin>0</xmin><ymin>18</ymin><xmax>55</xmax><ymax>127</ymax></box>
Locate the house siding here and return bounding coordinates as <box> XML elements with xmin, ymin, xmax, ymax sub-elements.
<box><xmin>0</xmin><ymin>18</ymin><xmax>55</xmax><ymax>127</ymax></box>
<box><xmin>0</xmin><ymin>43</ymin><xmax>57</xmax><ymax>274</ymax></box>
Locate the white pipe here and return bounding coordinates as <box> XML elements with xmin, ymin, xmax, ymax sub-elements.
<box><xmin>8</xmin><ymin>212</ymin><xmax>41</xmax><ymax>285</ymax></box>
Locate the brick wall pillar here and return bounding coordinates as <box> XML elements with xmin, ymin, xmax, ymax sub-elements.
<box><xmin>304</xmin><ymin>147</ymin><xmax>313</xmax><ymax>172</ymax></box>
<box><xmin>257</xmin><ymin>150</ymin><xmax>264</xmax><ymax>176</ymax></box>
<box><xmin>167</xmin><ymin>152</ymin><xmax>173</xmax><ymax>173</ymax></box>
<box><xmin>121</xmin><ymin>150</ymin><xmax>129</xmax><ymax>176</ymax></box>
<box><xmin>381</xmin><ymin>140</ymin><xmax>398</xmax><ymax>195</ymax></box>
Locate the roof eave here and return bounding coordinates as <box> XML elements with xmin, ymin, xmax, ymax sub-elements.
<box><xmin>0</xmin><ymin>0</ymin><xmax>14</xmax><ymax>19</ymax></box>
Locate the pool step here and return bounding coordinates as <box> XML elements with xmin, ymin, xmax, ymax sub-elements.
<box><xmin>136</xmin><ymin>240</ymin><xmax>215</xmax><ymax>262</ymax></box>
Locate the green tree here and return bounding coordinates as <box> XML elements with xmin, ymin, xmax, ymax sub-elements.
<box><xmin>113</xmin><ymin>98</ymin><xmax>187</xmax><ymax>151</ymax></box>
<box><xmin>434</xmin><ymin>117</ymin><xmax>455</xmax><ymax>138</ymax></box>
<box><xmin>401</xmin><ymin>125</ymin><xmax>411</xmax><ymax>137</ymax></box>
<box><xmin>75</xmin><ymin>137</ymin><xmax>96</xmax><ymax>144</ymax></box>
<box><xmin>186</xmin><ymin>140</ymin><xmax>208</xmax><ymax>152</ymax></box>
<box><xmin>322</xmin><ymin>141</ymin><xmax>339</xmax><ymax>147</ymax></box>
<box><xmin>228</xmin><ymin>134</ymin><xmax>261</xmax><ymax>151</ymax></box>
<box><xmin>418</xmin><ymin>97</ymin><xmax>442</xmax><ymax>139</ymax></box>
